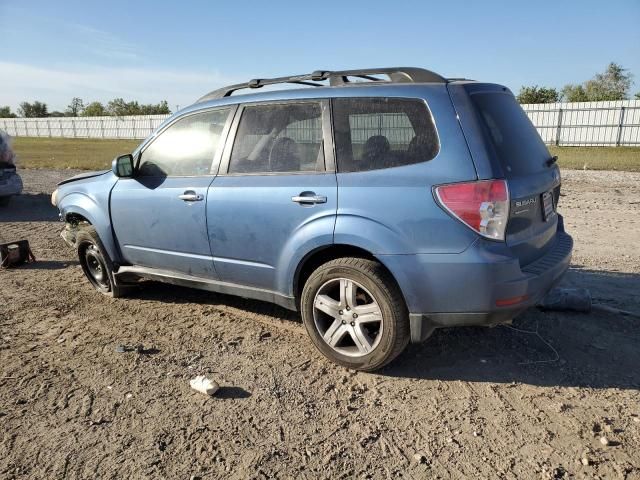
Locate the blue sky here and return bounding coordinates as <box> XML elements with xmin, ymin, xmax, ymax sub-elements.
<box><xmin>1</xmin><ymin>0</ymin><xmax>639</xmax><ymax>112</ymax></box>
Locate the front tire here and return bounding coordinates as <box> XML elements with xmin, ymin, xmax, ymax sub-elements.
<box><xmin>301</xmin><ymin>257</ymin><xmax>409</xmax><ymax>371</ymax></box>
<box><xmin>76</xmin><ymin>226</ymin><xmax>128</xmax><ymax>298</ymax></box>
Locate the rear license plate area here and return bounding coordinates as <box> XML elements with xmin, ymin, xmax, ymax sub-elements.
<box><xmin>542</xmin><ymin>190</ymin><xmax>555</xmax><ymax>221</ymax></box>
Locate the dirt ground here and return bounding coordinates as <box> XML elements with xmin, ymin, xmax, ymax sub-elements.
<box><xmin>1</xmin><ymin>168</ymin><xmax>639</xmax><ymax>479</ymax></box>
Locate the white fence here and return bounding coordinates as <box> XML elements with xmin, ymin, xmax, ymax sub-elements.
<box><xmin>0</xmin><ymin>115</ymin><xmax>169</xmax><ymax>139</ymax></box>
<box><xmin>1</xmin><ymin>100</ymin><xmax>640</xmax><ymax>146</ymax></box>
<box><xmin>521</xmin><ymin>100</ymin><xmax>640</xmax><ymax>146</ymax></box>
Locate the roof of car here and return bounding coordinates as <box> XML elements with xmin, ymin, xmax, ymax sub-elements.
<box><xmin>196</xmin><ymin>67</ymin><xmax>451</xmax><ymax>103</ymax></box>
<box><xmin>134</xmin><ymin>70</ymin><xmax>481</xmax><ymax>156</ymax></box>
<box><xmin>179</xmin><ymin>82</ymin><xmax>451</xmax><ymax>116</ymax></box>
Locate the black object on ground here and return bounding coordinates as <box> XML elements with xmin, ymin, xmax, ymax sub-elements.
<box><xmin>537</xmin><ymin>288</ymin><xmax>592</xmax><ymax>313</ymax></box>
<box><xmin>0</xmin><ymin>240</ymin><xmax>36</xmax><ymax>268</ymax></box>
<box><xmin>114</xmin><ymin>344</ymin><xmax>159</xmax><ymax>355</ymax></box>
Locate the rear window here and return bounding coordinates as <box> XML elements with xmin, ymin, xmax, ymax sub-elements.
<box><xmin>470</xmin><ymin>92</ymin><xmax>550</xmax><ymax>176</ymax></box>
<box><xmin>228</xmin><ymin>102</ymin><xmax>324</xmax><ymax>174</ymax></box>
<box><xmin>332</xmin><ymin>98</ymin><xmax>439</xmax><ymax>173</ymax></box>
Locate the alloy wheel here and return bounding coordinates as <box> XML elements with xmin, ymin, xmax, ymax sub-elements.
<box><xmin>313</xmin><ymin>278</ymin><xmax>384</xmax><ymax>357</ymax></box>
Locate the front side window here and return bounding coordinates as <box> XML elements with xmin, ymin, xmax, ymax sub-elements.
<box><xmin>138</xmin><ymin>108</ymin><xmax>231</xmax><ymax>177</ymax></box>
<box><xmin>332</xmin><ymin>98</ymin><xmax>439</xmax><ymax>172</ymax></box>
<box><xmin>228</xmin><ymin>102</ymin><xmax>324</xmax><ymax>174</ymax></box>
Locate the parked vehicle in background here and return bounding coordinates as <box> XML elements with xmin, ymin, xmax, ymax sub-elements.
<box><xmin>52</xmin><ymin>67</ymin><xmax>573</xmax><ymax>371</ymax></box>
<box><xmin>0</xmin><ymin>131</ymin><xmax>22</xmax><ymax>206</ymax></box>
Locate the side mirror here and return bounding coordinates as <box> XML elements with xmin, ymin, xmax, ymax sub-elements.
<box><xmin>112</xmin><ymin>154</ymin><xmax>134</xmax><ymax>178</ymax></box>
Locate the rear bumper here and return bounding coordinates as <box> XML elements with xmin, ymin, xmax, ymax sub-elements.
<box><xmin>377</xmin><ymin>224</ymin><xmax>573</xmax><ymax>343</ymax></box>
<box><xmin>0</xmin><ymin>173</ymin><xmax>23</xmax><ymax>197</ymax></box>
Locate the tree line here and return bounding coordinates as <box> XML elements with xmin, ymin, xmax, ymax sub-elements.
<box><xmin>1</xmin><ymin>62</ymin><xmax>638</xmax><ymax>117</ymax></box>
<box><xmin>517</xmin><ymin>62</ymin><xmax>638</xmax><ymax>104</ymax></box>
<box><xmin>0</xmin><ymin>98</ymin><xmax>171</xmax><ymax>118</ymax></box>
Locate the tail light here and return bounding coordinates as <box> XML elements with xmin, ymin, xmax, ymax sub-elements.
<box><xmin>434</xmin><ymin>179</ymin><xmax>509</xmax><ymax>241</ymax></box>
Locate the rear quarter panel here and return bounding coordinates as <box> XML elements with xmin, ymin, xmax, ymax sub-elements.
<box><xmin>334</xmin><ymin>85</ymin><xmax>479</xmax><ymax>254</ymax></box>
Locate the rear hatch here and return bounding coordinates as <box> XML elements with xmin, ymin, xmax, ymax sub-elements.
<box><xmin>459</xmin><ymin>83</ymin><xmax>561</xmax><ymax>266</ymax></box>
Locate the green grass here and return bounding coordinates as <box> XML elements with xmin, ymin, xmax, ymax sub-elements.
<box><xmin>548</xmin><ymin>146</ymin><xmax>640</xmax><ymax>172</ymax></box>
<box><xmin>11</xmin><ymin>137</ymin><xmax>640</xmax><ymax>172</ymax></box>
<box><xmin>13</xmin><ymin>137</ymin><xmax>141</xmax><ymax>170</ymax></box>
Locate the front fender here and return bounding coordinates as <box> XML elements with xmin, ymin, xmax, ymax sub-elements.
<box><xmin>58</xmin><ymin>192</ymin><xmax>119</xmax><ymax>262</ymax></box>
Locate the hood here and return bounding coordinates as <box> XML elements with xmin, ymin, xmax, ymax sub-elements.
<box><xmin>58</xmin><ymin>170</ymin><xmax>110</xmax><ymax>186</ymax></box>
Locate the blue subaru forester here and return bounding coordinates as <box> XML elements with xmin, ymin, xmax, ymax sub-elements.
<box><xmin>52</xmin><ymin>68</ymin><xmax>572</xmax><ymax>371</ymax></box>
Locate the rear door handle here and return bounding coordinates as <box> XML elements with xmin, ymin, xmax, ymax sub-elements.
<box><xmin>178</xmin><ymin>190</ymin><xmax>204</xmax><ymax>202</ymax></box>
<box><xmin>292</xmin><ymin>193</ymin><xmax>327</xmax><ymax>205</ymax></box>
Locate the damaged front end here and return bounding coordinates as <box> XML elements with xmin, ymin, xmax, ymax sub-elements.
<box><xmin>0</xmin><ymin>163</ymin><xmax>23</xmax><ymax>198</ymax></box>
<box><xmin>0</xmin><ymin>131</ymin><xmax>22</xmax><ymax>203</ymax></box>
<box><xmin>60</xmin><ymin>217</ymin><xmax>90</xmax><ymax>249</ymax></box>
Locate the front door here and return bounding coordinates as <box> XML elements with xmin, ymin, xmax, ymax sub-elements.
<box><xmin>207</xmin><ymin>100</ymin><xmax>337</xmax><ymax>292</ymax></box>
<box><xmin>111</xmin><ymin>107</ymin><xmax>233</xmax><ymax>278</ymax></box>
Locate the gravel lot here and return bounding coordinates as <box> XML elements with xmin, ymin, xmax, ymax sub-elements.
<box><xmin>1</xmin><ymin>168</ymin><xmax>639</xmax><ymax>479</ymax></box>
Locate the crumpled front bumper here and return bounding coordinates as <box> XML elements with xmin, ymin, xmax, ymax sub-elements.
<box><xmin>0</xmin><ymin>172</ymin><xmax>23</xmax><ymax>197</ymax></box>
<box><xmin>60</xmin><ymin>223</ymin><xmax>79</xmax><ymax>248</ymax></box>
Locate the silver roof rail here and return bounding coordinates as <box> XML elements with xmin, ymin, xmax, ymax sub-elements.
<box><xmin>196</xmin><ymin>67</ymin><xmax>447</xmax><ymax>103</ymax></box>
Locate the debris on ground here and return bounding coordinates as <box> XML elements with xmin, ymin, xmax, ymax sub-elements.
<box><xmin>114</xmin><ymin>344</ymin><xmax>150</xmax><ymax>354</ymax></box>
<box><xmin>537</xmin><ymin>288</ymin><xmax>591</xmax><ymax>312</ymax></box>
<box><xmin>190</xmin><ymin>376</ymin><xmax>220</xmax><ymax>396</ymax></box>
<box><xmin>412</xmin><ymin>452</ymin><xmax>428</xmax><ymax>464</ymax></box>
<box><xmin>539</xmin><ymin>288</ymin><xmax>640</xmax><ymax>318</ymax></box>
<box><xmin>0</xmin><ymin>240</ymin><xmax>36</xmax><ymax>268</ymax></box>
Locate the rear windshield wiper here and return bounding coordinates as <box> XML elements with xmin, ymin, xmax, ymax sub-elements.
<box><xmin>546</xmin><ymin>155</ymin><xmax>558</xmax><ymax>167</ymax></box>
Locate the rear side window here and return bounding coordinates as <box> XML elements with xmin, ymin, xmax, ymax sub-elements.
<box><xmin>470</xmin><ymin>92</ymin><xmax>550</xmax><ymax>176</ymax></box>
<box><xmin>138</xmin><ymin>108</ymin><xmax>231</xmax><ymax>177</ymax></box>
<box><xmin>228</xmin><ymin>102</ymin><xmax>324</xmax><ymax>174</ymax></box>
<box><xmin>332</xmin><ymin>98</ymin><xmax>439</xmax><ymax>173</ymax></box>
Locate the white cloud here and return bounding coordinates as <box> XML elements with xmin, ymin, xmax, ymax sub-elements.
<box><xmin>0</xmin><ymin>61</ymin><xmax>241</xmax><ymax>112</ymax></box>
<box><xmin>69</xmin><ymin>24</ymin><xmax>142</xmax><ymax>61</ymax></box>
<box><xmin>1</xmin><ymin>6</ymin><xmax>145</xmax><ymax>62</ymax></box>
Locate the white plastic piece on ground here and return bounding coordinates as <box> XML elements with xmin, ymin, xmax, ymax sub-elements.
<box><xmin>189</xmin><ymin>376</ymin><xmax>219</xmax><ymax>396</ymax></box>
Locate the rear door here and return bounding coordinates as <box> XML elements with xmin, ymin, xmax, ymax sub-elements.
<box><xmin>111</xmin><ymin>107</ymin><xmax>234</xmax><ymax>278</ymax></box>
<box><xmin>461</xmin><ymin>84</ymin><xmax>561</xmax><ymax>266</ymax></box>
<box><xmin>206</xmin><ymin>100</ymin><xmax>337</xmax><ymax>292</ymax></box>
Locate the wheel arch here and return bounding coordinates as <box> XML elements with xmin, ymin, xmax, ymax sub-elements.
<box><xmin>292</xmin><ymin>244</ymin><xmax>407</xmax><ymax>311</ymax></box>
<box><xmin>64</xmin><ymin>211</ymin><xmax>92</xmax><ymax>225</ymax></box>
<box><xmin>58</xmin><ymin>193</ymin><xmax>120</xmax><ymax>263</ymax></box>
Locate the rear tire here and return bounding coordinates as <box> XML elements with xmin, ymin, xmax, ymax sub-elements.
<box><xmin>0</xmin><ymin>196</ymin><xmax>11</xmax><ymax>207</ymax></box>
<box><xmin>301</xmin><ymin>257</ymin><xmax>409</xmax><ymax>371</ymax></box>
<box><xmin>76</xmin><ymin>226</ymin><xmax>128</xmax><ymax>298</ymax></box>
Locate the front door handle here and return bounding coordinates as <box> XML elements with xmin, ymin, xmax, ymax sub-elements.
<box><xmin>178</xmin><ymin>190</ymin><xmax>204</xmax><ymax>202</ymax></box>
<box><xmin>292</xmin><ymin>193</ymin><xmax>327</xmax><ymax>205</ymax></box>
